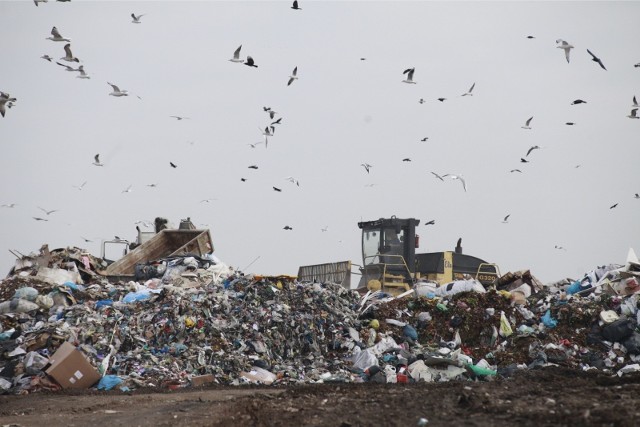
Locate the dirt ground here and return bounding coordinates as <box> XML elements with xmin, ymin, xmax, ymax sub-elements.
<box><xmin>1</xmin><ymin>366</ymin><xmax>640</xmax><ymax>427</ymax></box>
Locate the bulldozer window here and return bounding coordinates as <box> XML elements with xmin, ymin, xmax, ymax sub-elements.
<box><xmin>362</xmin><ymin>230</ymin><xmax>381</xmax><ymax>265</ymax></box>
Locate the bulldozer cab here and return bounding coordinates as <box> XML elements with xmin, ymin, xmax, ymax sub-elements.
<box><xmin>358</xmin><ymin>216</ymin><xmax>419</xmax><ymax>294</ymax></box>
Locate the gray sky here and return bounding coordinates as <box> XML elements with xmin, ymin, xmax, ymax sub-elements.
<box><xmin>1</xmin><ymin>1</ymin><xmax>639</xmax><ymax>284</ymax></box>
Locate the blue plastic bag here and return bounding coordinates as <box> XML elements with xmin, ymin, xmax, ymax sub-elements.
<box><xmin>566</xmin><ymin>281</ymin><xmax>581</xmax><ymax>295</ymax></box>
<box><xmin>95</xmin><ymin>299</ymin><xmax>114</xmax><ymax>309</ymax></box>
<box><xmin>542</xmin><ymin>310</ymin><xmax>557</xmax><ymax>328</ymax></box>
<box><xmin>403</xmin><ymin>324</ymin><xmax>418</xmax><ymax>340</ymax></box>
<box><xmin>97</xmin><ymin>375</ymin><xmax>123</xmax><ymax>391</ymax></box>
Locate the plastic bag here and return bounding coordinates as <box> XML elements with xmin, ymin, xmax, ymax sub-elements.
<box><xmin>542</xmin><ymin>310</ymin><xmax>558</xmax><ymax>329</ymax></box>
<box><xmin>499</xmin><ymin>311</ymin><xmax>513</xmax><ymax>337</ymax></box>
<box><xmin>351</xmin><ymin>349</ymin><xmax>379</xmax><ymax>370</ymax></box>
<box><xmin>97</xmin><ymin>375</ymin><xmax>123</xmax><ymax>391</ymax></box>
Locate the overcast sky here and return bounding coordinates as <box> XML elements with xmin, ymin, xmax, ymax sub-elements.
<box><xmin>1</xmin><ymin>1</ymin><xmax>639</xmax><ymax>285</ymax></box>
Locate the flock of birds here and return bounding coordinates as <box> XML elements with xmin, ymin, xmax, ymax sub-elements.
<box><xmin>1</xmin><ymin>1</ymin><xmax>639</xmax><ymax>265</ymax></box>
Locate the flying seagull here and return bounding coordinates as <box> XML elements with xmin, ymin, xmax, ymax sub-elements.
<box><xmin>273</xmin><ymin>186</ymin><xmax>282</xmax><ymax>192</ymax></box>
<box><xmin>33</xmin><ymin>217</ymin><xmax>49</xmax><ymax>221</ymax></box>
<box><xmin>632</xmin><ymin>96</ymin><xmax>639</xmax><ymax>108</ymax></box>
<box><xmin>402</xmin><ymin>158</ymin><xmax>411</xmax><ymax>162</ymax></box>
<box><xmin>60</xmin><ymin>43</ymin><xmax>79</xmax><ymax>62</ymax></box>
<box><xmin>502</xmin><ymin>215</ymin><xmax>510</xmax><ymax>223</ymax></box>
<box><xmin>526</xmin><ymin>145</ymin><xmax>540</xmax><ymax>157</ymax></box>
<box><xmin>247</xmin><ymin>142</ymin><xmax>263</xmax><ymax>149</ymax></box>
<box><xmin>520</xmin><ymin>158</ymin><xmax>529</xmax><ymax>163</ymax></box>
<box><xmin>510</xmin><ymin>169</ymin><xmax>522</xmax><ymax>173</ymax></box>
<box><xmin>38</xmin><ymin>207</ymin><xmax>58</xmax><ymax>215</ymax></box>
<box><xmin>402</xmin><ymin>68</ymin><xmax>416</xmax><ymax>84</ymax></box>
<box><xmin>521</xmin><ymin>116</ymin><xmax>533</xmax><ymax>129</ymax></box>
<box><xmin>554</xmin><ymin>245</ymin><xmax>567</xmax><ymax>251</ymax></box>
<box><xmin>92</xmin><ymin>154</ymin><xmax>104</xmax><ymax>166</ymax></box>
<box><xmin>443</xmin><ymin>174</ymin><xmax>466</xmax><ymax>192</ymax></box>
<box><xmin>229</xmin><ymin>45</ymin><xmax>243</xmax><ymax>63</ymax></box>
<box><xmin>81</xmin><ymin>236</ymin><xmax>93</xmax><ymax>243</ymax></box>
<box><xmin>526</xmin><ymin>35</ymin><xmax>535</xmax><ymax>39</ymax></box>
<box><xmin>610</xmin><ymin>203</ymin><xmax>618</xmax><ymax>209</ymax></box>
<box><xmin>1</xmin><ymin>203</ymin><xmax>17</xmax><ymax>208</ymax></box>
<box><xmin>571</xmin><ymin>99</ymin><xmax>586</xmax><ymax>105</ymax></box>
<box><xmin>431</xmin><ymin>172</ymin><xmax>445</xmax><ymax>181</ymax></box>
<box><xmin>285</xmin><ymin>176</ymin><xmax>300</xmax><ymax>186</ymax></box>
<box><xmin>628</xmin><ymin>108</ymin><xmax>639</xmax><ymax>119</ymax></box>
<box><xmin>287</xmin><ymin>66</ymin><xmax>298</xmax><ymax>86</ymax></box>
<box><xmin>56</xmin><ymin>61</ymin><xmax>79</xmax><ymax>72</ymax></box>
<box><xmin>131</xmin><ymin>13</ymin><xmax>145</xmax><ymax>23</ymax></box>
<box><xmin>419</xmin><ymin>98</ymin><xmax>425</xmax><ymax>104</ymax></box>
<box><xmin>0</xmin><ymin>94</ymin><xmax>15</xmax><ymax>118</ymax></box>
<box><xmin>461</xmin><ymin>82</ymin><xmax>475</xmax><ymax>96</ymax></box>
<box><xmin>283</xmin><ymin>225</ymin><xmax>293</xmax><ymax>230</ymax></box>
<box><xmin>73</xmin><ymin>181</ymin><xmax>87</xmax><ymax>190</ymax></box>
<box><xmin>33</xmin><ymin>0</ymin><xmax>48</xmax><ymax>6</ymax></box>
<box><xmin>108</xmin><ymin>82</ymin><xmax>128</xmax><ymax>97</ymax></box>
<box><xmin>76</xmin><ymin>65</ymin><xmax>90</xmax><ymax>79</ymax></box>
<box><xmin>635</xmin><ymin>193</ymin><xmax>639</xmax><ymax>199</ymax></box>
<box><xmin>437</xmin><ymin>97</ymin><xmax>446</xmax><ymax>102</ymax></box>
<box><xmin>291</xmin><ymin>0</ymin><xmax>301</xmax><ymax>10</ymax></box>
<box><xmin>47</xmin><ymin>26</ymin><xmax>70</xmax><ymax>42</ymax></box>
<box><xmin>271</xmin><ymin>118</ymin><xmax>282</xmax><ymax>125</ymax></box>
<box><xmin>121</xmin><ymin>185</ymin><xmax>133</xmax><ymax>193</ymax></box>
<box><xmin>556</xmin><ymin>39</ymin><xmax>574</xmax><ymax>63</ymax></box>
<box><xmin>170</xmin><ymin>162</ymin><xmax>177</xmax><ymax>168</ymax></box>
<box><xmin>170</xmin><ymin>116</ymin><xmax>190</xmax><ymax>120</ymax></box>
<box><xmin>244</xmin><ymin>56</ymin><xmax>258</xmax><ymax>68</ymax></box>
<box><xmin>41</xmin><ymin>54</ymin><xmax>53</xmax><ymax>62</ymax></box>
<box><xmin>361</xmin><ymin>163</ymin><xmax>372</xmax><ymax>173</ymax></box>
<box><xmin>420</xmin><ymin>137</ymin><xmax>429</xmax><ymax>142</ymax></box>
<box><xmin>586</xmin><ymin>49</ymin><xmax>607</xmax><ymax>70</ymax></box>
<box><xmin>248</xmin><ymin>165</ymin><xmax>259</xmax><ymax>169</ymax></box>
<box><xmin>424</xmin><ymin>220</ymin><xmax>435</xmax><ymax>226</ymax></box>
<box><xmin>566</xmin><ymin>122</ymin><xmax>576</xmax><ymax>126</ymax></box>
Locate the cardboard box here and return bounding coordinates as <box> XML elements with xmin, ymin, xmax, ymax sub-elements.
<box><xmin>190</xmin><ymin>374</ymin><xmax>216</xmax><ymax>387</ymax></box>
<box><xmin>45</xmin><ymin>342</ymin><xmax>101</xmax><ymax>389</ymax></box>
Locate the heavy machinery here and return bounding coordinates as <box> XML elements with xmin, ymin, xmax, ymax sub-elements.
<box><xmin>298</xmin><ymin>216</ymin><xmax>500</xmax><ymax>295</ymax></box>
<box><xmin>357</xmin><ymin>216</ymin><xmax>499</xmax><ymax>294</ymax></box>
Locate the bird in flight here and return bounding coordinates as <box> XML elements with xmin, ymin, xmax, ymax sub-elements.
<box><xmin>586</xmin><ymin>49</ymin><xmax>607</xmax><ymax>70</ymax></box>
<box><xmin>81</xmin><ymin>236</ymin><xmax>93</xmax><ymax>243</ymax></box>
<box><xmin>556</xmin><ymin>39</ymin><xmax>574</xmax><ymax>63</ymax></box>
<box><xmin>521</xmin><ymin>116</ymin><xmax>533</xmax><ymax>129</ymax></box>
<box><xmin>283</xmin><ymin>225</ymin><xmax>293</xmax><ymax>230</ymax></box>
<box><xmin>502</xmin><ymin>214</ymin><xmax>510</xmax><ymax>223</ymax></box>
<box><xmin>33</xmin><ymin>217</ymin><xmax>49</xmax><ymax>221</ymax></box>
<box><xmin>632</xmin><ymin>96</ymin><xmax>638</xmax><ymax>108</ymax></box>
<box><xmin>121</xmin><ymin>185</ymin><xmax>133</xmax><ymax>193</ymax></box>
<box><xmin>554</xmin><ymin>245</ymin><xmax>567</xmax><ymax>251</ymax></box>
<box><xmin>526</xmin><ymin>145</ymin><xmax>541</xmax><ymax>156</ymax></box>
<box><xmin>520</xmin><ymin>158</ymin><xmax>529</xmax><ymax>163</ymax></box>
<box><xmin>41</xmin><ymin>54</ymin><xmax>53</xmax><ymax>62</ymax></box>
<box><xmin>56</xmin><ymin>61</ymin><xmax>79</xmax><ymax>72</ymax></box>
<box><xmin>0</xmin><ymin>92</ymin><xmax>16</xmax><ymax>118</ymax></box>
<box><xmin>146</xmin><ymin>183</ymin><xmax>158</xmax><ymax>188</ymax></box>
<box><xmin>431</xmin><ymin>172</ymin><xmax>445</xmax><ymax>181</ymax></box>
<box><xmin>33</xmin><ymin>0</ymin><xmax>48</xmax><ymax>7</ymax></box>
<box><xmin>287</xmin><ymin>66</ymin><xmax>298</xmax><ymax>86</ymax></box>
<box><xmin>285</xmin><ymin>176</ymin><xmax>300</xmax><ymax>186</ymax></box>
<box><xmin>47</xmin><ymin>26</ymin><xmax>70</xmax><ymax>42</ymax></box>
<box><xmin>92</xmin><ymin>154</ymin><xmax>104</xmax><ymax>166</ymax></box>
<box><xmin>402</xmin><ymin>158</ymin><xmax>411</xmax><ymax>162</ymax></box>
<box><xmin>271</xmin><ymin>117</ymin><xmax>282</xmax><ymax>126</ymax></box>
<box><xmin>1</xmin><ymin>203</ymin><xmax>17</xmax><ymax>208</ymax></box>
<box><xmin>247</xmin><ymin>142</ymin><xmax>263</xmax><ymax>149</ymax></box>
<box><xmin>628</xmin><ymin>108</ymin><xmax>639</xmax><ymax>119</ymax></box>
<box><xmin>402</xmin><ymin>68</ymin><xmax>416</xmax><ymax>84</ymax></box>
<box><xmin>634</xmin><ymin>193</ymin><xmax>639</xmax><ymax>199</ymax></box>
<box><xmin>240</xmin><ymin>178</ymin><xmax>247</xmax><ymax>182</ymax></box>
<box><xmin>424</xmin><ymin>220</ymin><xmax>435</xmax><ymax>226</ymax></box>
<box><xmin>461</xmin><ymin>82</ymin><xmax>475</xmax><ymax>96</ymax></box>
<box><xmin>273</xmin><ymin>187</ymin><xmax>282</xmax><ymax>192</ymax></box>
<box><xmin>361</xmin><ymin>163</ymin><xmax>372</xmax><ymax>173</ymax></box>
<box><xmin>420</xmin><ymin>137</ymin><xmax>429</xmax><ymax>142</ymax></box>
<box><xmin>244</xmin><ymin>56</ymin><xmax>258</xmax><ymax>68</ymax></box>
<box><xmin>291</xmin><ymin>0</ymin><xmax>301</xmax><ymax>10</ymax></box>
<box><xmin>38</xmin><ymin>207</ymin><xmax>58</xmax><ymax>215</ymax></box>
<box><xmin>610</xmin><ymin>203</ymin><xmax>619</xmax><ymax>209</ymax></box>
<box><xmin>131</xmin><ymin>13</ymin><xmax>145</xmax><ymax>23</ymax></box>
<box><xmin>526</xmin><ymin>35</ymin><xmax>535</xmax><ymax>39</ymax></box>
<box><xmin>571</xmin><ymin>99</ymin><xmax>587</xmax><ymax>105</ymax></box>
<box><xmin>60</xmin><ymin>43</ymin><xmax>79</xmax><ymax>62</ymax></box>
<box><xmin>170</xmin><ymin>116</ymin><xmax>190</xmax><ymax>120</ymax></box>
<box><xmin>77</xmin><ymin>66</ymin><xmax>90</xmax><ymax>79</ymax></box>
<box><xmin>419</xmin><ymin>98</ymin><xmax>425</xmax><ymax>104</ymax></box>
<box><xmin>565</xmin><ymin>122</ymin><xmax>576</xmax><ymax>126</ymax></box>
<box><xmin>170</xmin><ymin>162</ymin><xmax>177</xmax><ymax>168</ymax></box>
<box><xmin>200</xmin><ymin>198</ymin><xmax>216</xmax><ymax>203</ymax></box>
<box><xmin>510</xmin><ymin>169</ymin><xmax>522</xmax><ymax>173</ymax></box>
<box><xmin>437</xmin><ymin>97</ymin><xmax>446</xmax><ymax>102</ymax></box>
<box><xmin>248</xmin><ymin>165</ymin><xmax>259</xmax><ymax>170</ymax></box>
<box><xmin>229</xmin><ymin>45</ymin><xmax>244</xmax><ymax>63</ymax></box>
<box><xmin>443</xmin><ymin>174</ymin><xmax>466</xmax><ymax>192</ymax></box>
<box><xmin>321</xmin><ymin>226</ymin><xmax>329</xmax><ymax>232</ymax></box>
<box><xmin>108</xmin><ymin>82</ymin><xmax>128</xmax><ymax>97</ymax></box>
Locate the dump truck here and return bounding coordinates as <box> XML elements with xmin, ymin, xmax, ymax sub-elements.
<box><xmin>298</xmin><ymin>216</ymin><xmax>500</xmax><ymax>295</ymax></box>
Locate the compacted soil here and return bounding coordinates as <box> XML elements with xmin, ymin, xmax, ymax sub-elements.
<box><xmin>1</xmin><ymin>367</ymin><xmax>639</xmax><ymax>426</ymax></box>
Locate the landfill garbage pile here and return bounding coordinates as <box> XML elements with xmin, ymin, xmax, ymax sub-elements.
<box><xmin>1</xmin><ymin>244</ymin><xmax>640</xmax><ymax>395</ymax></box>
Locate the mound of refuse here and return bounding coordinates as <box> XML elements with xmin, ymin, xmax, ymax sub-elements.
<box><xmin>1</xmin><ymin>244</ymin><xmax>639</xmax><ymax>394</ymax></box>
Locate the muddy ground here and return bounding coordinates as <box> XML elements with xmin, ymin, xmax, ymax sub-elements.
<box><xmin>1</xmin><ymin>367</ymin><xmax>639</xmax><ymax>426</ymax></box>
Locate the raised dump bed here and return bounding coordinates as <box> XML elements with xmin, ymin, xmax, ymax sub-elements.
<box><xmin>102</xmin><ymin>229</ymin><xmax>213</xmax><ymax>279</ymax></box>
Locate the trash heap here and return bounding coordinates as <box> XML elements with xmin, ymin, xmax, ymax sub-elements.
<box><xmin>1</xmin><ymin>244</ymin><xmax>640</xmax><ymax>394</ymax></box>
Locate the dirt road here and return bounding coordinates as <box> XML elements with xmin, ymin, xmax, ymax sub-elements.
<box><xmin>1</xmin><ymin>367</ymin><xmax>639</xmax><ymax>426</ymax></box>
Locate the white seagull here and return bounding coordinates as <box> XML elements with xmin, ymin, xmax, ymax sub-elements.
<box><xmin>431</xmin><ymin>172</ymin><xmax>445</xmax><ymax>181</ymax></box>
<box><xmin>556</xmin><ymin>39</ymin><xmax>574</xmax><ymax>63</ymax></box>
<box><xmin>131</xmin><ymin>13</ymin><xmax>145</xmax><ymax>23</ymax></box>
<box><xmin>92</xmin><ymin>154</ymin><xmax>104</xmax><ymax>166</ymax></box>
<box><xmin>521</xmin><ymin>116</ymin><xmax>533</xmax><ymax>129</ymax></box>
<box><xmin>77</xmin><ymin>65</ymin><xmax>90</xmax><ymax>79</ymax></box>
<box><xmin>1</xmin><ymin>203</ymin><xmax>17</xmax><ymax>208</ymax></box>
<box><xmin>56</xmin><ymin>61</ymin><xmax>79</xmax><ymax>72</ymax></box>
<box><xmin>628</xmin><ymin>108</ymin><xmax>639</xmax><ymax>119</ymax></box>
<box><xmin>0</xmin><ymin>92</ymin><xmax>17</xmax><ymax>118</ymax></box>
<box><xmin>502</xmin><ymin>214</ymin><xmax>510</xmax><ymax>223</ymax></box>
<box><xmin>108</xmin><ymin>82</ymin><xmax>128</xmax><ymax>97</ymax></box>
<box><xmin>41</xmin><ymin>54</ymin><xmax>53</xmax><ymax>62</ymax></box>
<box><xmin>229</xmin><ymin>45</ymin><xmax>243</xmax><ymax>63</ymax></box>
<box><xmin>285</xmin><ymin>176</ymin><xmax>300</xmax><ymax>186</ymax></box>
<box><xmin>632</xmin><ymin>96</ymin><xmax>638</xmax><ymax>108</ymax></box>
<box><xmin>402</xmin><ymin>68</ymin><xmax>416</xmax><ymax>84</ymax></box>
<box><xmin>60</xmin><ymin>43</ymin><xmax>79</xmax><ymax>62</ymax></box>
<box><xmin>73</xmin><ymin>181</ymin><xmax>87</xmax><ymax>190</ymax></box>
<box><xmin>122</xmin><ymin>184</ymin><xmax>133</xmax><ymax>193</ymax></box>
<box><xmin>443</xmin><ymin>174</ymin><xmax>467</xmax><ymax>192</ymax></box>
<box><xmin>287</xmin><ymin>66</ymin><xmax>298</xmax><ymax>86</ymax></box>
<box><xmin>38</xmin><ymin>207</ymin><xmax>58</xmax><ymax>215</ymax></box>
<box><xmin>461</xmin><ymin>82</ymin><xmax>475</xmax><ymax>96</ymax></box>
<box><xmin>361</xmin><ymin>163</ymin><xmax>372</xmax><ymax>173</ymax></box>
<box><xmin>47</xmin><ymin>26</ymin><xmax>70</xmax><ymax>42</ymax></box>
